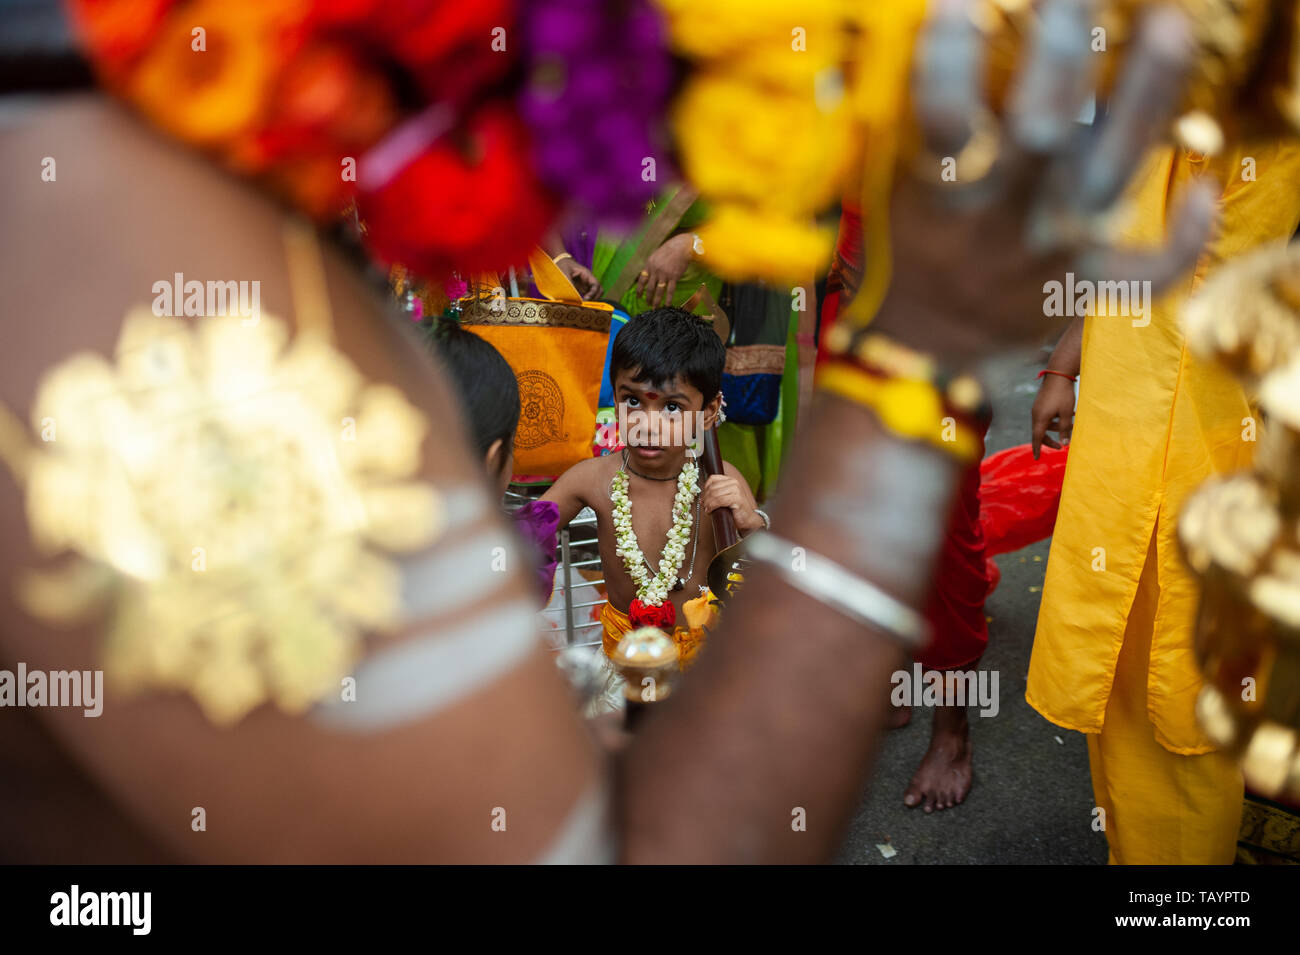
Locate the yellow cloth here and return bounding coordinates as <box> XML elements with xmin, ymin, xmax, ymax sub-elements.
<box><xmin>1028</xmin><ymin>141</ymin><xmax>1300</xmax><ymax>754</ymax></box>
<box><xmin>600</xmin><ymin>601</ymin><xmax>705</xmax><ymax>669</ymax></box>
<box><xmin>843</xmin><ymin>0</ymin><xmax>929</xmax><ymax>329</ymax></box>
<box><xmin>1086</xmin><ymin>529</ymin><xmax>1243</xmax><ymax>864</ymax></box>
<box><xmin>835</xmin><ymin>4</ymin><xmax>1297</xmax><ymax>863</ymax></box>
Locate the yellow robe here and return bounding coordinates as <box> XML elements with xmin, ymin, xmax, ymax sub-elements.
<box><xmin>1027</xmin><ymin>142</ymin><xmax>1300</xmax><ymax>862</ymax></box>
<box><xmin>842</xmin><ymin>3</ymin><xmax>1300</xmax><ymax>861</ymax></box>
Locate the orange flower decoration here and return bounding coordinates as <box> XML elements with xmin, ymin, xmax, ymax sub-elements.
<box><xmin>229</xmin><ymin>40</ymin><xmax>397</xmax><ymax>216</ymax></box>
<box><xmin>72</xmin><ymin>0</ymin><xmax>558</xmax><ymax>269</ymax></box>
<box><xmin>128</xmin><ymin>0</ymin><xmax>310</xmax><ymax>148</ymax></box>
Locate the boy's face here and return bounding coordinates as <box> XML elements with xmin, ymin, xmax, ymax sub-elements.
<box><xmin>614</xmin><ymin>369</ymin><xmax>719</xmax><ymax>467</ymax></box>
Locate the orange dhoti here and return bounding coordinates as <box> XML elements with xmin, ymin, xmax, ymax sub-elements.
<box><xmin>600</xmin><ymin>601</ymin><xmax>705</xmax><ymax>668</ymax></box>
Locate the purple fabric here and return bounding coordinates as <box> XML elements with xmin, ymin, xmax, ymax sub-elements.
<box><xmin>560</xmin><ymin>225</ymin><xmax>596</xmax><ymax>270</ymax></box>
<box><xmin>518</xmin><ymin>0</ymin><xmax>672</xmax><ymax>227</ymax></box>
<box><xmin>512</xmin><ymin>500</ymin><xmax>561</xmax><ymax>604</ymax></box>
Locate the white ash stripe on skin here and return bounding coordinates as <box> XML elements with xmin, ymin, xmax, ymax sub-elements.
<box><xmin>397</xmin><ymin>527</ymin><xmax>523</xmax><ymax>624</ymax></box>
<box><xmin>311</xmin><ymin>599</ymin><xmax>539</xmax><ymax>731</ymax></box>
<box><xmin>533</xmin><ymin>781</ymin><xmax>616</xmax><ymax>865</ymax></box>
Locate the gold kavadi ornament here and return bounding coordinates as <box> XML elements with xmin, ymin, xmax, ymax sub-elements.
<box><xmin>1180</xmin><ymin>240</ymin><xmax>1300</xmax><ymax>800</ymax></box>
<box><xmin>0</xmin><ymin>308</ymin><xmax>443</xmax><ymax>725</ymax></box>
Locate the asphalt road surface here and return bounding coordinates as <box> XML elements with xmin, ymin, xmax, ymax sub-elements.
<box><xmin>836</xmin><ymin>347</ymin><xmax>1109</xmax><ymax>865</ymax></box>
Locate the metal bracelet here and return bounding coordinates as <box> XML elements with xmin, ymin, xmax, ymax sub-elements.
<box><xmin>743</xmin><ymin>531</ymin><xmax>930</xmax><ymax>652</ymax></box>
<box><xmin>754</xmin><ymin>508</ymin><xmax>771</xmax><ymax>531</ymax></box>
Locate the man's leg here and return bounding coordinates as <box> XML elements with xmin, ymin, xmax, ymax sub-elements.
<box><xmin>903</xmin><ymin>424</ymin><xmax>990</xmax><ymax>811</ymax></box>
<box><xmin>1088</xmin><ymin>534</ymin><xmax>1243</xmax><ymax>864</ymax></box>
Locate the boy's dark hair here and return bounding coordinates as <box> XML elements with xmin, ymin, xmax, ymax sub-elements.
<box><xmin>611</xmin><ymin>307</ymin><xmax>726</xmax><ymax>404</ymax></box>
<box><xmin>421</xmin><ymin>317</ymin><xmax>520</xmax><ymax>473</ymax></box>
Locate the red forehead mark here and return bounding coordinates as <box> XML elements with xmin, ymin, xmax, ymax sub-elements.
<box><xmin>644</xmin><ymin>391</ymin><xmax>660</xmax><ymax>399</ymax></box>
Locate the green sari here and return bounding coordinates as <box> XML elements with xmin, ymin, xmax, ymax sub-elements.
<box><xmin>591</xmin><ymin>192</ymin><xmax>720</xmax><ymax>313</ymax></box>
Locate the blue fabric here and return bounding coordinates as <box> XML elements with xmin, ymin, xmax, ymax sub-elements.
<box><xmin>598</xmin><ymin>309</ymin><xmax>631</xmax><ymax>409</ymax></box>
<box><xmin>721</xmin><ymin>371</ymin><xmax>782</xmax><ymax>426</ymax></box>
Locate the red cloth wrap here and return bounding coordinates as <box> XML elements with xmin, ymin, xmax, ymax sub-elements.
<box><xmin>629</xmin><ymin>598</ymin><xmax>676</xmax><ymax>631</ymax></box>
<box><xmin>917</xmin><ymin>420</ymin><xmax>991</xmax><ymax>671</ymax></box>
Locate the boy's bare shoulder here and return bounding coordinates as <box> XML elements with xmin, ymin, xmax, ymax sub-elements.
<box><xmin>564</xmin><ymin>454</ymin><xmax>620</xmax><ymax>500</ymax></box>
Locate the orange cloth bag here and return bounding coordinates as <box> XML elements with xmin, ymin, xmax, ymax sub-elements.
<box><xmin>460</xmin><ymin>251</ymin><xmax>614</xmax><ymax>477</ymax></box>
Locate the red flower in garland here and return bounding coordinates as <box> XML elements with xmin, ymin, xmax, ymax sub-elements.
<box><xmin>72</xmin><ymin>0</ymin><xmax>559</xmax><ymax>265</ymax></box>
<box><xmin>357</xmin><ymin>103</ymin><xmax>556</xmax><ymax>279</ymax></box>
<box><xmin>265</xmin><ymin>42</ymin><xmax>396</xmax><ymax>156</ymax></box>
<box><xmin>227</xmin><ymin>39</ymin><xmax>397</xmax><ymax>217</ymax></box>
<box><xmin>308</xmin><ymin>0</ymin><xmax>382</xmax><ymax>28</ymax></box>
<box><xmin>629</xmin><ymin>598</ymin><xmax>676</xmax><ymax>632</ymax></box>
<box><xmin>371</xmin><ymin>0</ymin><xmax>513</xmax><ymax>106</ymax></box>
<box><xmin>66</xmin><ymin>0</ymin><xmax>178</xmax><ymax>81</ymax></box>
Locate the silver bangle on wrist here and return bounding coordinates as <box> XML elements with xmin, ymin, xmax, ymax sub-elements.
<box><xmin>753</xmin><ymin>508</ymin><xmax>770</xmax><ymax>531</ymax></box>
<box><xmin>742</xmin><ymin>531</ymin><xmax>930</xmax><ymax>652</ymax></box>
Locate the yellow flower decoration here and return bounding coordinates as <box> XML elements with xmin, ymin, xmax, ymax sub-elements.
<box><xmin>674</xmin><ymin>72</ymin><xmax>849</xmax><ymax>216</ymax></box>
<box><xmin>657</xmin><ymin>0</ymin><xmax>856</xmax><ymax>282</ymax></box>
<box><xmin>11</xmin><ymin>308</ymin><xmax>442</xmax><ymax>724</ymax></box>
<box><xmin>655</xmin><ymin>0</ymin><xmax>851</xmax><ymax>66</ymax></box>
<box><xmin>695</xmin><ymin>206</ymin><xmax>833</xmax><ymax>283</ymax></box>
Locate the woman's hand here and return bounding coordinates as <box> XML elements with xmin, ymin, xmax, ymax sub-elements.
<box><xmin>556</xmin><ymin>257</ymin><xmax>603</xmax><ymax>300</ymax></box>
<box><xmin>635</xmin><ymin>233</ymin><xmax>696</xmax><ymax>308</ymax></box>
<box><xmin>1030</xmin><ymin>373</ymin><xmax>1077</xmax><ymax>458</ymax></box>
<box><xmin>701</xmin><ymin>473</ymin><xmax>763</xmax><ymax>534</ymax></box>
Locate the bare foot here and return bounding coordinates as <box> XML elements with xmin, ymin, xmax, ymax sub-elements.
<box><xmin>903</xmin><ymin>705</ymin><xmax>972</xmax><ymax>813</ymax></box>
<box><xmin>887</xmin><ymin>701</ymin><xmax>913</xmax><ymax>729</ymax></box>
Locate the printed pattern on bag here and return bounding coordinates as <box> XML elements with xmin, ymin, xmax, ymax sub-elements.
<box><xmin>516</xmin><ymin>369</ymin><xmax>568</xmax><ymax>450</ymax></box>
<box><xmin>461</xmin><ymin>298</ymin><xmax>612</xmax><ymax>332</ymax></box>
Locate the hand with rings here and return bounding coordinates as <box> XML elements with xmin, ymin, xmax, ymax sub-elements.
<box><xmin>868</xmin><ymin>0</ymin><xmax>1217</xmax><ymax>367</ymax></box>
<box><xmin>634</xmin><ymin>233</ymin><xmax>698</xmax><ymax>308</ymax></box>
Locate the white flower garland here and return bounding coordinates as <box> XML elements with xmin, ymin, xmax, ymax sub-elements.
<box><xmin>610</xmin><ymin>460</ymin><xmax>701</xmax><ymax>606</ymax></box>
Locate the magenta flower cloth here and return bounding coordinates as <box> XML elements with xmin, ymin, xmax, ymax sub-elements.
<box><xmin>512</xmin><ymin>499</ymin><xmax>561</xmax><ymax>604</ymax></box>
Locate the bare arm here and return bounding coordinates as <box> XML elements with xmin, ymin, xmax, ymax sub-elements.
<box><xmin>539</xmin><ymin>230</ymin><xmax>602</xmax><ymax>300</ymax></box>
<box><xmin>2</xmin><ymin>1</ymin><xmax>1216</xmax><ymax>865</ymax></box>
<box><xmin>1</xmin><ymin>103</ymin><xmax>943</xmax><ymax>864</ymax></box>
<box><xmin>0</xmin><ymin>97</ymin><xmax>598</xmax><ymax>863</ymax></box>
<box><xmin>700</xmin><ymin>462</ymin><xmax>763</xmax><ymax>535</ymax></box>
<box><xmin>540</xmin><ymin>229</ymin><xmax>567</xmax><ymax>261</ymax></box>
<box><xmin>1047</xmin><ymin>316</ymin><xmax>1085</xmax><ymax>378</ymax></box>
<box><xmin>539</xmin><ymin>457</ymin><xmax>598</xmax><ymax>529</ymax></box>
<box><xmin>1030</xmin><ymin>316</ymin><xmax>1084</xmax><ymax>457</ymax></box>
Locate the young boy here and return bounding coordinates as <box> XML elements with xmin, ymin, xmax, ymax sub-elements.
<box><xmin>543</xmin><ymin>307</ymin><xmax>764</xmax><ymax>666</ymax></box>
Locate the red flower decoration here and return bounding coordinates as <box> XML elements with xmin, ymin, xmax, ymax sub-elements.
<box><xmin>629</xmin><ymin>598</ymin><xmax>676</xmax><ymax>632</ymax></box>
<box><xmin>373</xmin><ymin>0</ymin><xmax>513</xmax><ymax>105</ymax></box>
<box><xmin>309</xmin><ymin>0</ymin><xmax>383</xmax><ymax>29</ymax></box>
<box><xmin>72</xmin><ymin>0</ymin><xmax>557</xmax><ymax>267</ymax></box>
<box><xmin>230</xmin><ymin>39</ymin><xmax>397</xmax><ymax>209</ymax></box>
<box><xmin>67</xmin><ymin>0</ymin><xmax>177</xmax><ymax>80</ymax></box>
<box><xmin>357</xmin><ymin>103</ymin><xmax>556</xmax><ymax>279</ymax></box>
